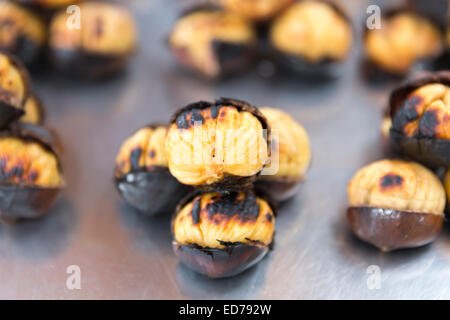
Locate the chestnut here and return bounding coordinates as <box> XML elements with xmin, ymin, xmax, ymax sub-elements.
<box><xmin>347</xmin><ymin>159</ymin><xmax>445</xmax><ymax>252</ymax></box>
<box><xmin>48</xmin><ymin>1</ymin><xmax>137</xmax><ymax>79</ymax></box>
<box><xmin>0</xmin><ymin>1</ymin><xmax>46</xmax><ymax>67</ymax></box>
<box><xmin>165</xmin><ymin>98</ymin><xmax>269</xmax><ymax>191</ymax></box>
<box><xmin>255</xmin><ymin>107</ymin><xmax>311</xmax><ymax>202</ymax></box>
<box><xmin>269</xmin><ymin>0</ymin><xmax>352</xmax><ymax>78</ymax></box>
<box><xmin>115</xmin><ymin>125</ymin><xmax>192</xmax><ymax>216</ymax></box>
<box><xmin>11</xmin><ymin>0</ymin><xmax>82</xmax><ymax>9</ymax></box>
<box><xmin>364</xmin><ymin>10</ymin><xmax>443</xmax><ymax>76</ymax></box>
<box><xmin>0</xmin><ymin>52</ymin><xmax>30</xmax><ymax>129</ymax></box>
<box><xmin>220</xmin><ymin>0</ymin><xmax>295</xmax><ymax>22</ymax></box>
<box><xmin>19</xmin><ymin>91</ymin><xmax>44</xmax><ymax>125</ymax></box>
<box><xmin>388</xmin><ymin>71</ymin><xmax>450</xmax><ymax>168</ymax></box>
<box><xmin>0</xmin><ymin>123</ymin><xmax>64</xmax><ymax>222</ymax></box>
<box><xmin>445</xmin><ymin>169</ymin><xmax>450</xmax><ymax>214</ymax></box>
<box><xmin>168</xmin><ymin>6</ymin><xmax>257</xmax><ymax>79</ymax></box>
<box><xmin>172</xmin><ymin>190</ymin><xmax>275</xmax><ymax>278</ymax></box>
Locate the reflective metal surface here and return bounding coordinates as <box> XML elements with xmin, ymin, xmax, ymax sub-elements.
<box><xmin>1</xmin><ymin>0</ymin><xmax>449</xmax><ymax>299</ymax></box>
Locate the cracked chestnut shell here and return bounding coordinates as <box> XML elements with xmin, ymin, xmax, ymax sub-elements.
<box><xmin>0</xmin><ymin>1</ymin><xmax>46</xmax><ymax>67</ymax></box>
<box><xmin>220</xmin><ymin>0</ymin><xmax>295</xmax><ymax>22</ymax></box>
<box><xmin>0</xmin><ymin>52</ymin><xmax>30</xmax><ymax>129</ymax></box>
<box><xmin>255</xmin><ymin>107</ymin><xmax>311</xmax><ymax>202</ymax></box>
<box><xmin>115</xmin><ymin>125</ymin><xmax>192</xmax><ymax>216</ymax></box>
<box><xmin>165</xmin><ymin>98</ymin><xmax>270</xmax><ymax>191</ymax></box>
<box><xmin>49</xmin><ymin>1</ymin><xmax>137</xmax><ymax>79</ymax></box>
<box><xmin>172</xmin><ymin>191</ymin><xmax>275</xmax><ymax>278</ymax></box>
<box><xmin>269</xmin><ymin>0</ymin><xmax>352</xmax><ymax>78</ymax></box>
<box><xmin>347</xmin><ymin>159</ymin><xmax>445</xmax><ymax>251</ymax></box>
<box><xmin>168</xmin><ymin>6</ymin><xmax>257</xmax><ymax>79</ymax></box>
<box><xmin>364</xmin><ymin>9</ymin><xmax>443</xmax><ymax>76</ymax></box>
<box><xmin>388</xmin><ymin>71</ymin><xmax>450</xmax><ymax>168</ymax></box>
<box><xmin>0</xmin><ymin>123</ymin><xmax>64</xmax><ymax>222</ymax></box>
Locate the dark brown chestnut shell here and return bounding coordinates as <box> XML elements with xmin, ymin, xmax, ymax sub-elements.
<box><xmin>171</xmin><ymin>190</ymin><xmax>275</xmax><ymax>278</ymax></box>
<box><xmin>169</xmin><ymin>98</ymin><xmax>271</xmax><ymax>192</ymax></box>
<box><xmin>0</xmin><ymin>123</ymin><xmax>63</xmax><ymax>222</ymax></box>
<box><xmin>388</xmin><ymin>71</ymin><xmax>450</xmax><ymax>168</ymax></box>
<box><xmin>115</xmin><ymin>166</ymin><xmax>193</xmax><ymax>216</ymax></box>
<box><xmin>255</xmin><ymin>176</ymin><xmax>301</xmax><ymax>203</ymax></box>
<box><xmin>347</xmin><ymin>206</ymin><xmax>443</xmax><ymax>252</ymax></box>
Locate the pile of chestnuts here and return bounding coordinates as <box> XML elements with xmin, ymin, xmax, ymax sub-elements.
<box><xmin>0</xmin><ymin>51</ymin><xmax>63</xmax><ymax>222</ymax></box>
<box><xmin>114</xmin><ymin>98</ymin><xmax>311</xmax><ymax>278</ymax></box>
<box><xmin>0</xmin><ymin>0</ymin><xmax>137</xmax><ymax>78</ymax></box>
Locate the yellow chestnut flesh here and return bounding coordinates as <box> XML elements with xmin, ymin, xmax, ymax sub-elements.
<box><xmin>19</xmin><ymin>94</ymin><xmax>42</xmax><ymax>125</ymax></box>
<box><xmin>221</xmin><ymin>0</ymin><xmax>295</xmax><ymax>21</ymax></box>
<box><xmin>0</xmin><ymin>53</ymin><xmax>27</xmax><ymax>109</ymax></box>
<box><xmin>445</xmin><ymin>170</ymin><xmax>450</xmax><ymax>206</ymax></box>
<box><xmin>270</xmin><ymin>1</ymin><xmax>352</xmax><ymax>63</ymax></box>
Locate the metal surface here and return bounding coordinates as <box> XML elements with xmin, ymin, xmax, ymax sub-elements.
<box><xmin>1</xmin><ymin>0</ymin><xmax>450</xmax><ymax>299</ymax></box>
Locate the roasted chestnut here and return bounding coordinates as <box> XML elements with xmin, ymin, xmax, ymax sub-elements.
<box><xmin>269</xmin><ymin>0</ymin><xmax>352</xmax><ymax>78</ymax></box>
<box><xmin>0</xmin><ymin>1</ymin><xmax>46</xmax><ymax>66</ymax></box>
<box><xmin>255</xmin><ymin>107</ymin><xmax>311</xmax><ymax>202</ymax></box>
<box><xmin>115</xmin><ymin>125</ymin><xmax>192</xmax><ymax>216</ymax></box>
<box><xmin>364</xmin><ymin>10</ymin><xmax>442</xmax><ymax>76</ymax></box>
<box><xmin>388</xmin><ymin>71</ymin><xmax>450</xmax><ymax>168</ymax></box>
<box><xmin>347</xmin><ymin>159</ymin><xmax>445</xmax><ymax>252</ymax></box>
<box><xmin>0</xmin><ymin>52</ymin><xmax>29</xmax><ymax>129</ymax></box>
<box><xmin>220</xmin><ymin>0</ymin><xmax>295</xmax><ymax>22</ymax></box>
<box><xmin>445</xmin><ymin>169</ymin><xmax>450</xmax><ymax>214</ymax></box>
<box><xmin>165</xmin><ymin>98</ymin><xmax>269</xmax><ymax>191</ymax></box>
<box><xmin>168</xmin><ymin>6</ymin><xmax>257</xmax><ymax>79</ymax></box>
<box><xmin>11</xmin><ymin>0</ymin><xmax>82</xmax><ymax>10</ymax></box>
<box><xmin>19</xmin><ymin>91</ymin><xmax>44</xmax><ymax>125</ymax></box>
<box><xmin>172</xmin><ymin>191</ymin><xmax>275</xmax><ymax>278</ymax></box>
<box><xmin>0</xmin><ymin>123</ymin><xmax>63</xmax><ymax>221</ymax></box>
<box><xmin>49</xmin><ymin>1</ymin><xmax>137</xmax><ymax>78</ymax></box>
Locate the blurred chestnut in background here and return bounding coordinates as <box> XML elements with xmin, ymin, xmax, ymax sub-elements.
<box><xmin>115</xmin><ymin>125</ymin><xmax>192</xmax><ymax>216</ymax></box>
<box><xmin>168</xmin><ymin>6</ymin><xmax>257</xmax><ymax>79</ymax></box>
<box><xmin>0</xmin><ymin>1</ymin><xmax>46</xmax><ymax>67</ymax></box>
<box><xmin>0</xmin><ymin>123</ymin><xmax>63</xmax><ymax>222</ymax></box>
<box><xmin>269</xmin><ymin>0</ymin><xmax>352</xmax><ymax>78</ymax></box>
<box><xmin>220</xmin><ymin>0</ymin><xmax>295</xmax><ymax>22</ymax></box>
<box><xmin>165</xmin><ymin>98</ymin><xmax>269</xmax><ymax>191</ymax></box>
<box><xmin>347</xmin><ymin>159</ymin><xmax>445</xmax><ymax>252</ymax></box>
<box><xmin>172</xmin><ymin>191</ymin><xmax>275</xmax><ymax>278</ymax></box>
<box><xmin>49</xmin><ymin>1</ymin><xmax>137</xmax><ymax>79</ymax></box>
<box><xmin>11</xmin><ymin>0</ymin><xmax>82</xmax><ymax>10</ymax></box>
<box><xmin>255</xmin><ymin>107</ymin><xmax>311</xmax><ymax>202</ymax></box>
<box><xmin>364</xmin><ymin>10</ymin><xmax>442</xmax><ymax>76</ymax></box>
<box><xmin>388</xmin><ymin>71</ymin><xmax>450</xmax><ymax>168</ymax></box>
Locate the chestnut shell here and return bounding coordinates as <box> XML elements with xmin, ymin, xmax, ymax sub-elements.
<box><xmin>255</xmin><ymin>176</ymin><xmax>301</xmax><ymax>203</ymax></box>
<box><xmin>347</xmin><ymin>206</ymin><xmax>443</xmax><ymax>252</ymax></box>
<box><xmin>169</xmin><ymin>98</ymin><xmax>270</xmax><ymax>192</ymax></box>
<box><xmin>388</xmin><ymin>71</ymin><xmax>450</xmax><ymax>167</ymax></box>
<box><xmin>115</xmin><ymin>166</ymin><xmax>192</xmax><ymax>216</ymax></box>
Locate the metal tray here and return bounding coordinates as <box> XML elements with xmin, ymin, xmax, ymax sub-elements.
<box><xmin>1</xmin><ymin>0</ymin><xmax>449</xmax><ymax>299</ymax></box>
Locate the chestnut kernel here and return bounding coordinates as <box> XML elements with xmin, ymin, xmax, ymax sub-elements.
<box><xmin>0</xmin><ymin>123</ymin><xmax>64</xmax><ymax>221</ymax></box>
<box><xmin>220</xmin><ymin>0</ymin><xmax>295</xmax><ymax>22</ymax></box>
<box><xmin>172</xmin><ymin>191</ymin><xmax>275</xmax><ymax>278</ymax></box>
<box><xmin>364</xmin><ymin>10</ymin><xmax>442</xmax><ymax>76</ymax></box>
<box><xmin>255</xmin><ymin>107</ymin><xmax>311</xmax><ymax>202</ymax></box>
<box><xmin>269</xmin><ymin>0</ymin><xmax>352</xmax><ymax>78</ymax></box>
<box><xmin>388</xmin><ymin>71</ymin><xmax>450</xmax><ymax>167</ymax></box>
<box><xmin>19</xmin><ymin>91</ymin><xmax>44</xmax><ymax>125</ymax></box>
<box><xmin>347</xmin><ymin>159</ymin><xmax>445</xmax><ymax>251</ymax></box>
<box><xmin>114</xmin><ymin>125</ymin><xmax>192</xmax><ymax>216</ymax></box>
<box><xmin>168</xmin><ymin>6</ymin><xmax>257</xmax><ymax>79</ymax></box>
<box><xmin>165</xmin><ymin>98</ymin><xmax>270</xmax><ymax>191</ymax></box>
<box><xmin>49</xmin><ymin>1</ymin><xmax>137</xmax><ymax>79</ymax></box>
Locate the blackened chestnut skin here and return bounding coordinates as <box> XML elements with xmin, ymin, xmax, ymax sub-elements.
<box><xmin>389</xmin><ymin>71</ymin><xmax>450</xmax><ymax>168</ymax></box>
<box><xmin>347</xmin><ymin>206</ymin><xmax>443</xmax><ymax>252</ymax></box>
<box><xmin>255</xmin><ymin>177</ymin><xmax>300</xmax><ymax>203</ymax></box>
<box><xmin>115</xmin><ymin>166</ymin><xmax>192</xmax><ymax>216</ymax></box>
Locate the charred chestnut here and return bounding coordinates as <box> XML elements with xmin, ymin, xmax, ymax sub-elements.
<box><xmin>388</xmin><ymin>71</ymin><xmax>450</xmax><ymax>168</ymax></box>
<box><xmin>49</xmin><ymin>1</ymin><xmax>137</xmax><ymax>79</ymax></box>
<box><xmin>220</xmin><ymin>0</ymin><xmax>295</xmax><ymax>22</ymax></box>
<box><xmin>115</xmin><ymin>125</ymin><xmax>192</xmax><ymax>216</ymax></box>
<box><xmin>172</xmin><ymin>191</ymin><xmax>275</xmax><ymax>278</ymax></box>
<box><xmin>19</xmin><ymin>91</ymin><xmax>44</xmax><ymax>125</ymax></box>
<box><xmin>0</xmin><ymin>1</ymin><xmax>46</xmax><ymax>66</ymax></box>
<box><xmin>347</xmin><ymin>159</ymin><xmax>445</xmax><ymax>252</ymax></box>
<box><xmin>0</xmin><ymin>123</ymin><xmax>63</xmax><ymax>221</ymax></box>
<box><xmin>255</xmin><ymin>107</ymin><xmax>311</xmax><ymax>202</ymax></box>
<box><xmin>269</xmin><ymin>0</ymin><xmax>352</xmax><ymax>78</ymax></box>
<box><xmin>0</xmin><ymin>52</ymin><xmax>29</xmax><ymax>129</ymax></box>
<box><xmin>168</xmin><ymin>6</ymin><xmax>257</xmax><ymax>79</ymax></box>
<box><xmin>165</xmin><ymin>98</ymin><xmax>269</xmax><ymax>191</ymax></box>
<box><xmin>364</xmin><ymin>10</ymin><xmax>442</xmax><ymax>76</ymax></box>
